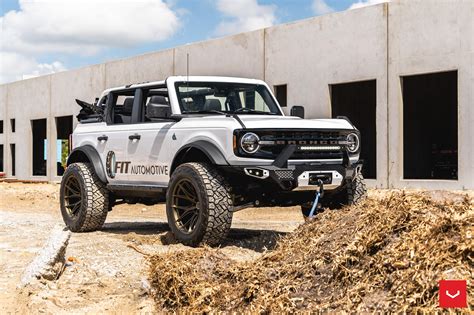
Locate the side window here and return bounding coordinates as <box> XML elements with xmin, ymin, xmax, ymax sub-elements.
<box><xmin>142</xmin><ymin>87</ymin><xmax>172</xmax><ymax>122</ymax></box>
<box><xmin>110</xmin><ymin>91</ymin><xmax>135</xmax><ymax>124</ymax></box>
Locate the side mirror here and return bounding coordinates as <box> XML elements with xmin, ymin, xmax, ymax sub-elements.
<box><xmin>290</xmin><ymin>105</ymin><xmax>305</xmax><ymax>119</ymax></box>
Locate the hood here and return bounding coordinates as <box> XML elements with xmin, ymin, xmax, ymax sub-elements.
<box><xmin>238</xmin><ymin>115</ymin><xmax>355</xmax><ymax>130</ymax></box>
<box><xmin>174</xmin><ymin>115</ymin><xmax>355</xmax><ymax>131</ymax></box>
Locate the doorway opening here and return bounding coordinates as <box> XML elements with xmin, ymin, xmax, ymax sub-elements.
<box><xmin>330</xmin><ymin>80</ymin><xmax>377</xmax><ymax>179</ymax></box>
<box><xmin>56</xmin><ymin>116</ymin><xmax>73</xmax><ymax>176</ymax></box>
<box><xmin>32</xmin><ymin>118</ymin><xmax>47</xmax><ymax>176</ymax></box>
<box><xmin>274</xmin><ymin>84</ymin><xmax>287</xmax><ymax>107</ymax></box>
<box><xmin>10</xmin><ymin>143</ymin><xmax>15</xmax><ymax>176</ymax></box>
<box><xmin>0</xmin><ymin>145</ymin><xmax>3</xmax><ymax>172</ymax></box>
<box><xmin>402</xmin><ymin>71</ymin><xmax>458</xmax><ymax>180</ymax></box>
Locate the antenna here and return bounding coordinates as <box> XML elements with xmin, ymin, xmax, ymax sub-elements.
<box><xmin>186</xmin><ymin>53</ymin><xmax>190</xmax><ymax>92</ymax></box>
<box><xmin>186</xmin><ymin>53</ymin><xmax>189</xmax><ymax>82</ymax></box>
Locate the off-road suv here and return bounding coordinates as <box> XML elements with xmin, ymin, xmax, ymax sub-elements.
<box><xmin>60</xmin><ymin>76</ymin><xmax>366</xmax><ymax>246</ymax></box>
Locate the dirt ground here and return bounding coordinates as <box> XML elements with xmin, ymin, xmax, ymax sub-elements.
<box><xmin>1</xmin><ymin>182</ymin><xmax>472</xmax><ymax>313</ymax></box>
<box><xmin>0</xmin><ymin>182</ymin><xmax>304</xmax><ymax>313</ymax></box>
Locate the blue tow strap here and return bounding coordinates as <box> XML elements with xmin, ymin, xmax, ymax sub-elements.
<box><xmin>308</xmin><ymin>179</ymin><xmax>324</xmax><ymax>218</ymax></box>
<box><xmin>308</xmin><ymin>191</ymin><xmax>320</xmax><ymax>218</ymax></box>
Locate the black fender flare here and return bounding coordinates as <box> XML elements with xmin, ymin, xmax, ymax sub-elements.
<box><xmin>67</xmin><ymin>145</ymin><xmax>108</xmax><ymax>183</ymax></box>
<box><xmin>171</xmin><ymin>140</ymin><xmax>229</xmax><ymax>172</ymax></box>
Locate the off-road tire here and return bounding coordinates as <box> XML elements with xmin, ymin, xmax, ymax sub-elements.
<box><xmin>60</xmin><ymin>162</ymin><xmax>110</xmax><ymax>232</ymax></box>
<box><xmin>301</xmin><ymin>172</ymin><xmax>367</xmax><ymax>218</ymax></box>
<box><xmin>344</xmin><ymin>171</ymin><xmax>367</xmax><ymax>205</ymax></box>
<box><xmin>166</xmin><ymin>162</ymin><xmax>233</xmax><ymax>247</ymax></box>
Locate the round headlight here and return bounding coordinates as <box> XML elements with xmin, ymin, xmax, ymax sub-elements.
<box><xmin>240</xmin><ymin>132</ymin><xmax>260</xmax><ymax>154</ymax></box>
<box><xmin>346</xmin><ymin>133</ymin><xmax>360</xmax><ymax>153</ymax></box>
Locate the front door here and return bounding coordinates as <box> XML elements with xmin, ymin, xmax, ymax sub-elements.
<box><xmin>95</xmin><ymin>124</ymin><xmax>132</xmax><ymax>184</ymax></box>
<box><xmin>126</xmin><ymin>121</ymin><xmax>173</xmax><ymax>186</ymax></box>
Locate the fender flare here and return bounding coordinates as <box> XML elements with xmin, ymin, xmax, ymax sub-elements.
<box><xmin>67</xmin><ymin>145</ymin><xmax>108</xmax><ymax>183</ymax></box>
<box><xmin>171</xmin><ymin>140</ymin><xmax>229</xmax><ymax>172</ymax></box>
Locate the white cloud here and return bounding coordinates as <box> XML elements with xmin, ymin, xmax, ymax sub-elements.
<box><xmin>1</xmin><ymin>0</ymin><xmax>180</xmax><ymax>56</ymax></box>
<box><xmin>348</xmin><ymin>0</ymin><xmax>389</xmax><ymax>10</ymax></box>
<box><xmin>0</xmin><ymin>52</ymin><xmax>66</xmax><ymax>83</ymax></box>
<box><xmin>312</xmin><ymin>0</ymin><xmax>335</xmax><ymax>15</ymax></box>
<box><xmin>215</xmin><ymin>0</ymin><xmax>276</xmax><ymax>36</ymax></box>
<box><xmin>0</xmin><ymin>0</ymin><xmax>180</xmax><ymax>83</ymax></box>
<box><xmin>22</xmin><ymin>61</ymin><xmax>67</xmax><ymax>80</ymax></box>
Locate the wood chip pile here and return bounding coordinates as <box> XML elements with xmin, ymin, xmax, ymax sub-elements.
<box><xmin>149</xmin><ymin>192</ymin><xmax>473</xmax><ymax>312</ymax></box>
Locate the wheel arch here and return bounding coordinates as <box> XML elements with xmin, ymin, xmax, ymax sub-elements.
<box><xmin>170</xmin><ymin>140</ymin><xmax>228</xmax><ymax>174</ymax></box>
<box><xmin>67</xmin><ymin>145</ymin><xmax>108</xmax><ymax>183</ymax></box>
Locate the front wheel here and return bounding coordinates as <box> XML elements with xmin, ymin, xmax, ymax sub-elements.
<box><xmin>166</xmin><ymin>162</ymin><xmax>233</xmax><ymax>247</ymax></box>
<box><xmin>60</xmin><ymin>162</ymin><xmax>110</xmax><ymax>232</ymax></box>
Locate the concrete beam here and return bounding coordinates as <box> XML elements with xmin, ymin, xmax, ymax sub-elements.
<box><xmin>20</xmin><ymin>225</ymin><xmax>71</xmax><ymax>287</ymax></box>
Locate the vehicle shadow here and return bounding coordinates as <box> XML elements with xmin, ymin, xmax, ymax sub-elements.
<box><xmin>224</xmin><ymin>228</ymin><xmax>285</xmax><ymax>252</ymax></box>
<box><xmin>101</xmin><ymin>221</ymin><xmax>285</xmax><ymax>252</ymax></box>
<box><xmin>101</xmin><ymin>221</ymin><xmax>169</xmax><ymax>235</ymax></box>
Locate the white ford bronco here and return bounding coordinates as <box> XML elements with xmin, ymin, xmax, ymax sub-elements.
<box><xmin>60</xmin><ymin>76</ymin><xmax>367</xmax><ymax>246</ymax></box>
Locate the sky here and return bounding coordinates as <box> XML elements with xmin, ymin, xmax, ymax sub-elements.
<box><xmin>0</xmin><ymin>0</ymin><xmax>388</xmax><ymax>84</ymax></box>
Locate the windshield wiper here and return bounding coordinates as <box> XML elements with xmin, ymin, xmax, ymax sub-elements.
<box><xmin>234</xmin><ymin>108</ymin><xmax>277</xmax><ymax>115</ymax></box>
<box><xmin>185</xmin><ymin>110</ymin><xmax>227</xmax><ymax>115</ymax></box>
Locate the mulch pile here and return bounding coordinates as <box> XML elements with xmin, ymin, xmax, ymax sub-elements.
<box><xmin>149</xmin><ymin>192</ymin><xmax>473</xmax><ymax>312</ymax></box>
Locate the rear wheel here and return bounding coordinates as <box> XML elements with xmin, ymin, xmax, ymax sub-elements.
<box><xmin>301</xmin><ymin>172</ymin><xmax>367</xmax><ymax>218</ymax></box>
<box><xmin>166</xmin><ymin>162</ymin><xmax>233</xmax><ymax>247</ymax></box>
<box><xmin>60</xmin><ymin>162</ymin><xmax>109</xmax><ymax>232</ymax></box>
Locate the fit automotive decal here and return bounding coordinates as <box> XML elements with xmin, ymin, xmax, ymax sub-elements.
<box><xmin>106</xmin><ymin>151</ymin><xmax>169</xmax><ymax>177</ymax></box>
<box><xmin>106</xmin><ymin>151</ymin><xmax>116</xmax><ymax>178</ymax></box>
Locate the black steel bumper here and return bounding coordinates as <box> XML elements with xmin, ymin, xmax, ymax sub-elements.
<box><xmin>225</xmin><ymin>145</ymin><xmax>362</xmax><ymax>191</ymax></box>
<box><xmin>229</xmin><ymin>161</ymin><xmax>361</xmax><ymax>191</ymax></box>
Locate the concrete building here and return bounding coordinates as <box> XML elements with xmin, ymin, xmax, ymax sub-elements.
<box><xmin>0</xmin><ymin>0</ymin><xmax>472</xmax><ymax>190</ymax></box>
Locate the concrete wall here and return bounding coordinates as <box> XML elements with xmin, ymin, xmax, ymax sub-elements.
<box><xmin>6</xmin><ymin>76</ymin><xmax>51</xmax><ymax>180</ymax></box>
<box><xmin>387</xmin><ymin>0</ymin><xmax>474</xmax><ymax>189</ymax></box>
<box><xmin>49</xmin><ymin>64</ymin><xmax>107</xmax><ymax>181</ymax></box>
<box><xmin>264</xmin><ymin>4</ymin><xmax>388</xmax><ymax>188</ymax></box>
<box><xmin>0</xmin><ymin>85</ymin><xmax>6</xmax><ymax>174</ymax></box>
<box><xmin>174</xmin><ymin>30</ymin><xmax>265</xmax><ymax>79</ymax></box>
<box><xmin>105</xmin><ymin>49</ymin><xmax>174</xmax><ymax>87</ymax></box>
<box><xmin>0</xmin><ymin>0</ymin><xmax>472</xmax><ymax>189</ymax></box>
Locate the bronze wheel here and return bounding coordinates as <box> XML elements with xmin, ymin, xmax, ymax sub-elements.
<box><xmin>60</xmin><ymin>162</ymin><xmax>109</xmax><ymax>232</ymax></box>
<box><xmin>64</xmin><ymin>175</ymin><xmax>83</xmax><ymax>217</ymax></box>
<box><xmin>171</xmin><ymin>178</ymin><xmax>201</xmax><ymax>234</ymax></box>
<box><xmin>166</xmin><ymin>162</ymin><xmax>233</xmax><ymax>247</ymax></box>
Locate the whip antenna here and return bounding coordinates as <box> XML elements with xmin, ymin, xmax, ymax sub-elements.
<box><xmin>186</xmin><ymin>53</ymin><xmax>190</xmax><ymax>91</ymax></box>
<box><xmin>186</xmin><ymin>53</ymin><xmax>189</xmax><ymax>82</ymax></box>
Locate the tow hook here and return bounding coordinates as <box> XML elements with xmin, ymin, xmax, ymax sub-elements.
<box><xmin>308</xmin><ymin>179</ymin><xmax>324</xmax><ymax>218</ymax></box>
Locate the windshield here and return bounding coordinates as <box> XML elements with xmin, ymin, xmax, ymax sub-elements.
<box><xmin>175</xmin><ymin>82</ymin><xmax>282</xmax><ymax>115</ymax></box>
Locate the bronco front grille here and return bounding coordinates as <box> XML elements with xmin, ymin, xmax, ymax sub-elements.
<box><xmin>235</xmin><ymin>129</ymin><xmax>351</xmax><ymax>160</ymax></box>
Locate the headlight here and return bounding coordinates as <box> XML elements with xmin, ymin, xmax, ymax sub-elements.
<box><xmin>346</xmin><ymin>133</ymin><xmax>360</xmax><ymax>153</ymax></box>
<box><xmin>240</xmin><ymin>132</ymin><xmax>260</xmax><ymax>154</ymax></box>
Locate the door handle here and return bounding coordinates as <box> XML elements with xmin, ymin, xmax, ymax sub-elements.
<box><xmin>97</xmin><ymin>135</ymin><xmax>108</xmax><ymax>141</ymax></box>
<box><xmin>129</xmin><ymin>134</ymin><xmax>141</xmax><ymax>141</ymax></box>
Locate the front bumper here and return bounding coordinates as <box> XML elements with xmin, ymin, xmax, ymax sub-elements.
<box><xmin>231</xmin><ymin>161</ymin><xmax>362</xmax><ymax>191</ymax></box>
